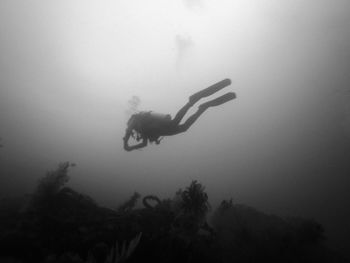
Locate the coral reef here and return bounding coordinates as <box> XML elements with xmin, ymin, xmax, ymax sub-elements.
<box><xmin>0</xmin><ymin>163</ymin><xmax>348</xmax><ymax>263</ymax></box>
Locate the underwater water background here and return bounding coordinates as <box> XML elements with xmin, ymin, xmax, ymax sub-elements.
<box><xmin>1</xmin><ymin>0</ymin><xmax>350</xmax><ymax>260</ymax></box>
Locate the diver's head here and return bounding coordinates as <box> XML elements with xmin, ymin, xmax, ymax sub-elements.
<box><xmin>127</xmin><ymin>112</ymin><xmax>145</xmax><ymax>130</ymax></box>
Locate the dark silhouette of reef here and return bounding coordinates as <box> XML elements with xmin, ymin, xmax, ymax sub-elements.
<box><xmin>0</xmin><ymin>162</ymin><xmax>348</xmax><ymax>263</ymax></box>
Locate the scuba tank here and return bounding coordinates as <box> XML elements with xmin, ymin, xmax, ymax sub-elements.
<box><xmin>127</xmin><ymin>111</ymin><xmax>170</xmax><ymax>143</ymax></box>
<box><xmin>149</xmin><ymin>112</ymin><xmax>171</xmax><ymax>122</ymax></box>
<box><xmin>128</xmin><ymin>111</ymin><xmax>171</xmax><ymax>128</ymax></box>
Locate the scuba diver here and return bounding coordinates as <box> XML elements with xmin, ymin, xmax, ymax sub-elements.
<box><xmin>123</xmin><ymin>78</ymin><xmax>236</xmax><ymax>151</ymax></box>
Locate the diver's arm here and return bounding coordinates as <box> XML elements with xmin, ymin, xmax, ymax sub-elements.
<box><xmin>124</xmin><ymin>137</ymin><xmax>147</xmax><ymax>151</ymax></box>
<box><xmin>123</xmin><ymin>130</ymin><xmax>148</xmax><ymax>151</ymax></box>
<box><xmin>125</xmin><ymin>137</ymin><xmax>147</xmax><ymax>151</ymax></box>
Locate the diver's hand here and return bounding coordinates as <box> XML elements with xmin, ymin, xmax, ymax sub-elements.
<box><xmin>123</xmin><ymin>136</ymin><xmax>133</xmax><ymax>151</ymax></box>
<box><xmin>123</xmin><ymin>136</ymin><xmax>147</xmax><ymax>151</ymax></box>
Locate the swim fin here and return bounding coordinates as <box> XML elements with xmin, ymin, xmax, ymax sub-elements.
<box><xmin>199</xmin><ymin>92</ymin><xmax>236</xmax><ymax>109</ymax></box>
<box><xmin>189</xmin><ymin>78</ymin><xmax>232</xmax><ymax>104</ymax></box>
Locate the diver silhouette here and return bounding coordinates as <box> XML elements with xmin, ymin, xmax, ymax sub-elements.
<box><xmin>123</xmin><ymin>79</ymin><xmax>236</xmax><ymax>151</ymax></box>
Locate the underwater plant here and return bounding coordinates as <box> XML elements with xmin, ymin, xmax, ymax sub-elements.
<box><xmin>32</xmin><ymin>161</ymin><xmax>74</xmax><ymax>210</ymax></box>
<box><xmin>86</xmin><ymin>232</ymin><xmax>142</xmax><ymax>263</ymax></box>
<box><xmin>117</xmin><ymin>192</ymin><xmax>140</xmax><ymax>213</ymax></box>
<box><xmin>167</xmin><ymin>181</ymin><xmax>212</xmax><ymax>238</ymax></box>
<box><xmin>180</xmin><ymin>180</ymin><xmax>210</xmax><ymax>218</ymax></box>
<box><xmin>217</xmin><ymin>198</ymin><xmax>234</xmax><ymax>214</ymax></box>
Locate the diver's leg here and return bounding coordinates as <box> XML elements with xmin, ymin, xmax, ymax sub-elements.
<box><xmin>169</xmin><ymin>92</ymin><xmax>236</xmax><ymax>135</ymax></box>
<box><xmin>198</xmin><ymin>92</ymin><xmax>236</xmax><ymax>109</ymax></box>
<box><xmin>172</xmin><ymin>79</ymin><xmax>232</xmax><ymax>125</ymax></box>
<box><xmin>189</xmin><ymin>78</ymin><xmax>232</xmax><ymax>104</ymax></box>
<box><xmin>172</xmin><ymin>102</ymin><xmax>193</xmax><ymax>125</ymax></box>
<box><xmin>168</xmin><ymin>106</ymin><xmax>207</xmax><ymax>135</ymax></box>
